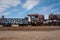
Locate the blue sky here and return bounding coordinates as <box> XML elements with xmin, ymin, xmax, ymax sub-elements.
<box><xmin>0</xmin><ymin>0</ymin><xmax>60</xmax><ymax>19</ymax></box>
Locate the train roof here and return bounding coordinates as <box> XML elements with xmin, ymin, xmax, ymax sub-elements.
<box><xmin>0</xmin><ymin>18</ymin><xmax>24</xmax><ymax>19</ymax></box>
<box><xmin>28</xmin><ymin>14</ymin><xmax>44</xmax><ymax>16</ymax></box>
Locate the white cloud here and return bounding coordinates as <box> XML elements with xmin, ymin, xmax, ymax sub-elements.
<box><xmin>0</xmin><ymin>0</ymin><xmax>20</xmax><ymax>6</ymax></box>
<box><xmin>0</xmin><ymin>0</ymin><xmax>21</xmax><ymax>15</ymax></box>
<box><xmin>22</xmin><ymin>0</ymin><xmax>40</xmax><ymax>10</ymax></box>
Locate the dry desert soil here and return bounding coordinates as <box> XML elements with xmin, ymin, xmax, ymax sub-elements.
<box><xmin>0</xmin><ymin>26</ymin><xmax>60</xmax><ymax>40</ymax></box>
<box><xmin>0</xmin><ymin>30</ymin><xmax>60</xmax><ymax>40</ymax></box>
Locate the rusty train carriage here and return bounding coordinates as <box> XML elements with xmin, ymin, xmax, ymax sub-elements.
<box><xmin>28</xmin><ymin>14</ymin><xmax>60</xmax><ymax>26</ymax></box>
<box><xmin>0</xmin><ymin>14</ymin><xmax>60</xmax><ymax>27</ymax></box>
<box><xmin>28</xmin><ymin>14</ymin><xmax>44</xmax><ymax>26</ymax></box>
<box><xmin>48</xmin><ymin>14</ymin><xmax>60</xmax><ymax>26</ymax></box>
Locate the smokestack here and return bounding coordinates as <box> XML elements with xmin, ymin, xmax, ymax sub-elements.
<box><xmin>25</xmin><ymin>17</ymin><xmax>28</xmax><ymax>20</ymax></box>
<box><xmin>2</xmin><ymin>15</ymin><xmax>4</xmax><ymax>18</ymax></box>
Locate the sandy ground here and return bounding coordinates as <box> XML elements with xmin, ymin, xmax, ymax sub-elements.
<box><xmin>0</xmin><ymin>30</ymin><xmax>60</xmax><ymax>40</ymax></box>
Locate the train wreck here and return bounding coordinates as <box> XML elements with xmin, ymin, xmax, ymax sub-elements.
<box><xmin>28</xmin><ymin>14</ymin><xmax>44</xmax><ymax>26</ymax></box>
<box><xmin>48</xmin><ymin>14</ymin><xmax>60</xmax><ymax>26</ymax></box>
<box><xmin>0</xmin><ymin>14</ymin><xmax>60</xmax><ymax>27</ymax></box>
<box><xmin>0</xmin><ymin>16</ymin><xmax>28</xmax><ymax>27</ymax></box>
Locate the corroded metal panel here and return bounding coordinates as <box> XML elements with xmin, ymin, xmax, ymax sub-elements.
<box><xmin>49</xmin><ymin>14</ymin><xmax>60</xmax><ymax>20</ymax></box>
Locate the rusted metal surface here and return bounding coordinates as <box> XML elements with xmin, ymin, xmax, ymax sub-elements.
<box><xmin>28</xmin><ymin>14</ymin><xmax>44</xmax><ymax>20</ymax></box>
<box><xmin>48</xmin><ymin>14</ymin><xmax>60</xmax><ymax>26</ymax></box>
<box><xmin>49</xmin><ymin>14</ymin><xmax>60</xmax><ymax>20</ymax></box>
<box><xmin>55</xmin><ymin>14</ymin><xmax>60</xmax><ymax>20</ymax></box>
<box><xmin>28</xmin><ymin>14</ymin><xmax>44</xmax><ymax>25</ymax></box>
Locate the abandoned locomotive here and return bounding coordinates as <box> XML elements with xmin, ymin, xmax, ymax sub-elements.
<box><xmin>0</xmin><ymin>14</ymin><xmax>60</xmax><ymax>27</ymax></box>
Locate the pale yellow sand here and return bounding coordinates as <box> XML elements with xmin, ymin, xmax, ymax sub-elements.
<box><xmin>0</xmin><ymin>30</ymin><xmax>60</xmax><ymax>40</ymax></box>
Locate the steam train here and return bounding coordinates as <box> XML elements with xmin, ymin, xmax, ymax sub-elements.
<box><xmin>0</xmin><ymin>14</ymin><xmax>60</xmax><ymax>27</ymax></box>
